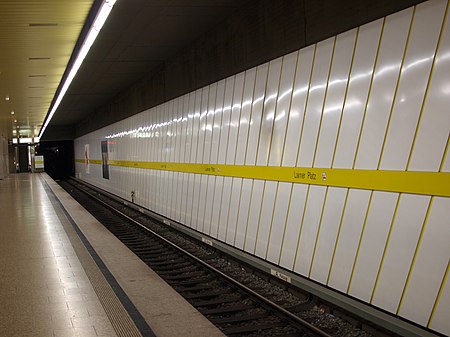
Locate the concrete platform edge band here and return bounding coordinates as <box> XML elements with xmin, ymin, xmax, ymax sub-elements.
<box><xmin>39</xmin><ymin>174</ymin><xmax>156</xmax><ymax>337</ymax></box>
<box><xmin>76</xmin><ymin>159</ymin><xmax>450</xmax><ymax>197</ymax></box>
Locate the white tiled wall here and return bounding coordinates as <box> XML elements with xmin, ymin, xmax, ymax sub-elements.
<box><xmin>75</xmin><ymin>1</ymin><xmax>450</xmax><ymax>334</ymax></box>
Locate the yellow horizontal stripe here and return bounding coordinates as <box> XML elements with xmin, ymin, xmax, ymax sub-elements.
<box><xmin>74</xmin><ymin>159</ymin><xmax>450</xmax><ymax>197</ymax></box>
<box><xmin>35</xmin><ymin>161</ymin><xmax>44</xmax><ymax>164</ymax></box>
<box><xmin>75</xmin><ymin>159</ymin><xmax>102</xmax><ymax>165</ymax></box>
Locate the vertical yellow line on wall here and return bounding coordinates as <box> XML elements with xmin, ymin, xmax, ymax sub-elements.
<box><xmin>242</xmin><ymin>179</ymin><xmax>255</xmax><ymax>251</ymax></box>
<box><xmin>201</xmin><ymin>85</ymin><xmax>219</xmax><ymax>233</ymax></box>
<box><xmin>277</xmin><ymin>183</ymin><xmax>294</xmax><ymax>265</ymax></box>
<box><xmin>331</xmin><ymin>27</ymin><xmax>359</xmax><ymax>167</ymax></box>
<box><xmin>187</xmin><ymin>93</ymin><xmax>196</xmax><ymax>162</ymax></box>
<box><xmin>439</xmin><ymin>135</ymin><xmax>450</xmax><ymax>172</ymax></box>
<box><xmin>216</xmin><ymin>78</ymin><xmax>237</xmax><ymax>237</ymax></box>
<box><xmin>215</xmin><ymin>177</ymin><xmax>227</xmax><ymax>238</ymax></box>
<box><xmin>215</xmin><ymin>80</ymin><xmax>230</xmax><ymax>165</ymax></box>
<box><xmin>428</xmin><ymin>260</ymin><xmax>450</xmax><ymax>328</ymax></box>
<box><xmin>207</xmin><ymin>176</ymin><xmax>217</xmax><ymax>237</ymax></box>
<box><xmin>183</xmin><ymin>95</ymin><xmax>196</xmax><ymax>226</ymax></box>
<box><xmin>214</xmin><ymin>77</ymin><xmax>236</xmax><ymax>238</ymax></box>
<box><xmin>168</xmin><ymin>101</ymin><xmax>177</xmax><ymax>218</ymax></box>
<box><xmin>194</xmin><ymin>89</ymin><xmax>205</xmax><ymax>164</ymax></box>
<box><xmin>377</xmin><ymin>7</ymin><xmax>416</xmax><ymax>170</ymax></box>
<box><xmin>207</xmin><ymin>83</ymin><xmax>229</xmax><ymax>233</ymax></box>
<box><xmin>266</xmin><ymin>56</ymin><xmax>285</xmax><ymax>165</ymax></box>
<box><xmin>352</xmin><ymin>18</ymin><xmax>386</xmax><ymax>168</ymax></box>
<box><xmin>315</xmin><ymin>30</ymin><xmax>358</xmax><ymax>281</ymax></box>
<box><xmin>312</xmin><ymin>36</ymin><xmax>337</xmax><ymax>166</ymax></box>
<box><xmin>292</xmin><ymin>185</ymin><xmax>311</xmax><ymax>271</ymax></box>
<box><xmin>208</xmin><ymin>84</ymin><xmax>219</xmax><ymax>164</ymax></box>
<box><xmin>203</xmin><ymin>85</ymin><xmax>215</xmax><ymax>163</ymax></box>
<box><xmin>396</xmin><ymin>196</ymin><xmax>434</xmax><ymax>315</ymax></box>
<box><xmin>224</xmin><ymin>74</ymin><xmax>237</xmax><ymax>165</ymax></box>
<box><xmin>347</xmin><ymin>190</ymin><xmax>374</xmax><ymax>293</ymax></box>
<box><xmin>326</xmin><ymin>188</ymin><xmax>350</xmax><ymax>285</ymax></box>
<box><xmin>280</xmin><ymin>51</ymin><xmax>301</xmax><ymax>165</ymax></box>
<box><xmin>233</xmin><ymin>178</ymin><xmax>245</xmax><ymax>246</ymax></box>
<box><xmin>225</xmin><ymin>81</ymin><xmax>243</xmax><ymax>238</ymax></box>
<box><xmin>253</xmin><ymin>62</ymin><xmax>272</xmax><ymax>165</ymax></box>
<box><xmin>204</xmin><ymin>83</ymin><xmax>221</xmax><ymax>233</ymax></box>
<box><xmin>295</xmin><ymin>44</ymin><xmax>317</xmax><ymax>166</ymax></box>
<box><xmin>233</xmin><ymin>72</ymin><xmax>247</xmax><ymax>165</ymax></box>
<box><xmin>406</xmin><ymin>2</ymin><xmax>449</xmax><ymax>171</ymax></box>
<box><xmin>196</xmin><ymin>92</ymin><xmax>209</xmax><ymax>230</ymax></box>
<box><xmin>262</xmin><ymin>53</ymin><xmax>291</xmax><ymax>258</ymax></box>
<box><xmin>169</xmin><ymin>99</ymin><xmax>180</xmax><ymax>218</ymax></box>
<box><xmin>253</xmin><ymin>180</ymin><xmax>267</xmax><ymax>254</ymax></box>
<box><xmin>370</xmin><ymin>194</ymin><xmax>402</xmax><ymax>303</ymax></box>
<box><xmin>224</xmin><ymin>177</ymin><xmax>236</xmax><ymax>241</ymax></box>
<box><xmin>243</xmin><ymin>67</ymin><xmax>260</xmax><ymax>165</ymax></box>
<box><xmin>213</xmin><ymin>82</ymin><xmax>226</xmax><ymax>165</ymax></box>
<box><xmin>265</xmin><ymin>182</ymin><xmax>280</xmax><ymax>259</ymax></box>
<box><xmin>308</xmin><ymin>186</ymin><xmax>329</xmax><ymax>277</ymax></box>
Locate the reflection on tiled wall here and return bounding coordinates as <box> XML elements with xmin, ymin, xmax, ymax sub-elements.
<box><xmin>75</xmin><ymin>0</ymin><xmax>450</xmax><ymax>334</ymax></box>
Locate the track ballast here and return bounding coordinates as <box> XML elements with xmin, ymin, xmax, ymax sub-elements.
<box><xmin>60</xmin><ymin>178</ymin><xmax>385</xmax><ymax>337</ymax></box>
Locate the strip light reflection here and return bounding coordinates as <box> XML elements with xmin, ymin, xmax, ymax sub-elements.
<box><xmin>39</xmin><ymin>0</ymin><xmax>117</xmax><ymax>138</ymax></box>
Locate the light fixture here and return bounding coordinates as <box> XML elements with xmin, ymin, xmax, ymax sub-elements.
<box><xmin>29</xmin><ymin>57</ymin><xmax>51</xmax><ymax>60</ymax></box>
<box><xmin>11</xmin><ymin>111</ymin><xmax>14</xmax><ymax>115</ymax></box>
<box><xmin>19</xmin><ymin>138</ymin><xmax>33</xmax><ymax>144</ymax></box>
<box><xmin>5</xmin><ymin>95</ymin><xmax>9</xmax><ymax>101</ymax></box>
<box><xmin>14</xmin><ymin>119</ymin><xmax>17</xmax><ymax>123</ymax></box>
<box><xmin>38</xmin><ymin>0</ymin><xmax>117</xmax><ymax>138</ymax></box>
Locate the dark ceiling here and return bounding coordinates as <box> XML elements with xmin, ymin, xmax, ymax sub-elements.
<box><xmin>51</xmin><ymin>0</ymin><xmax>250</xmax><ymax>127</ymax></box>
<box><xmin>45</xmin><ymin>0</ymin><xmax>426</xmax><ymax>140</ymax></box>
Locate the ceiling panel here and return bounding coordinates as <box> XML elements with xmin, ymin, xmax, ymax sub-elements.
<box><xmin>0</xmin><ymin>0</ymin><xmax>94</xmax><ymax>138</ymax></box>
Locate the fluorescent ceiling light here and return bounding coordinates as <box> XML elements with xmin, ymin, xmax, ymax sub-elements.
<box><xmin>39</xmin><ymin>0</ymin><xmax>117</xmax><ymax>138</ymax></box>
<box><xmin>19</xmin><ymin>138</ymin><xmax>33</xmax><ymax>144</ymax></box>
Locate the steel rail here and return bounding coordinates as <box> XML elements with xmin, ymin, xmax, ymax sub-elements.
<box><xmin>68</xmin><ymin>180</ymin><xmax>334</xmax><ymax>337</ymax></box>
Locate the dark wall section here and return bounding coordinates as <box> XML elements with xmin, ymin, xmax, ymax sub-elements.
<box><xmin>41</xmin><ymin>125</ymin><xmax>76</xmax><ymax>142</ymax></box>
<box><xmin>18</xmin><ymin>145</ymin><xmax>29</xmax><ymax>173</ymax></box>
<box><xmin>37</xmin><ymin>140</ymin><xmax>74</xmax><ymax>180</ymax></box>
<box><xmin>76</xmin><ymin>0</ymin><xmax>424</xmax><ymax>137</ymax></box>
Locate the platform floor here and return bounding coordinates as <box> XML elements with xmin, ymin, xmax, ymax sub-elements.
<box><xmin>0</xmin><ymin>173</ymin><xmax>224</xmax><ymax>337</ymax></box>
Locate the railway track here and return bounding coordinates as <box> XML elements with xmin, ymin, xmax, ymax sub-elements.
<box><xmin>60</xmin><ymin>179</ymin><xmax>380</xmax><ymax>337</ymax></box>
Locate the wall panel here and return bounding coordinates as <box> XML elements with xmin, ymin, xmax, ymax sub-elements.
<box><xmin>282</xmin><ymin>46</ymin><xmax>315</xmax><ymax>167</ymax></box>
<box><xmin>266</xmin><ymin>182</ymin><xmax>292</xmax><ymax>264</ymax></box>
<box><xmin>235</xmin><ymin>69</ymin><xmax>257</xmax><ymax>165</ymax></box>
<box><xmin>268</xmin><ymin>52</ymin><xmax>298</xmax><ymax>166</ymax></box>
<box><xmin>371</xmin><ymin>194</ymin><xmax>430</xmax><ymax>313</ymax></box>
<box><xmin>314</xmin><ymin>29</ymin><xmax>357</xmax><ymax>168</ymax></box>
<box><xmin>296</xmin><ymin>37</ymin><xmax>334</xmax><ymax>168</ymax></box>
<box><xmin>398</xmin><ymin>197</ymin><xmax>450</xmax><ymax>326</ymax></box>
<box><xmin>254</xmin><ymin>180</ymin><xmax>278</xmax><ymax>258</ymax></box>
<box><xmin>355</xmin><ymin>8</ymin><xmax>413</xmax><ymax>169</ymax></box>
<box><xmin>327</xmin><ymin>189</ymin><xmax>371</xmax><ymax>292</ymax></box>
<box><xmin>380</xmin><ymin>0</ymin><xmax>446</xmax><ymax>170</ymax></box>
<box><xmin>293</xmin><ymin>185</ymin><xmax>327</xmax><ymax>276</ymax></box>
<box><xmin>348</xmin><ymin>191</ymin><xmax>399</xmax><ymax>301</ymax></box>
<box><xmin>74</xmin><ymin>2</ymin><xmax>450</xmax><ymax>334</ymax></box>
<box><xmin>309</xmin><ymin>187</ymin><xmax>347</xmax><ymax>284</ymax></box>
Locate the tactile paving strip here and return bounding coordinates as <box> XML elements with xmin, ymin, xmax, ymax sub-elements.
<box><xmin>41</xmin><ymin>176</ymin><xmax>150</xmax><ymax>337</ymax></box>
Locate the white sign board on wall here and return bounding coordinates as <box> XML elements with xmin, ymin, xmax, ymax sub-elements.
<box><xmin>35</xmin><ymin>155</ymin><xmax>44</xmax><ymax>170</ymax></box>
